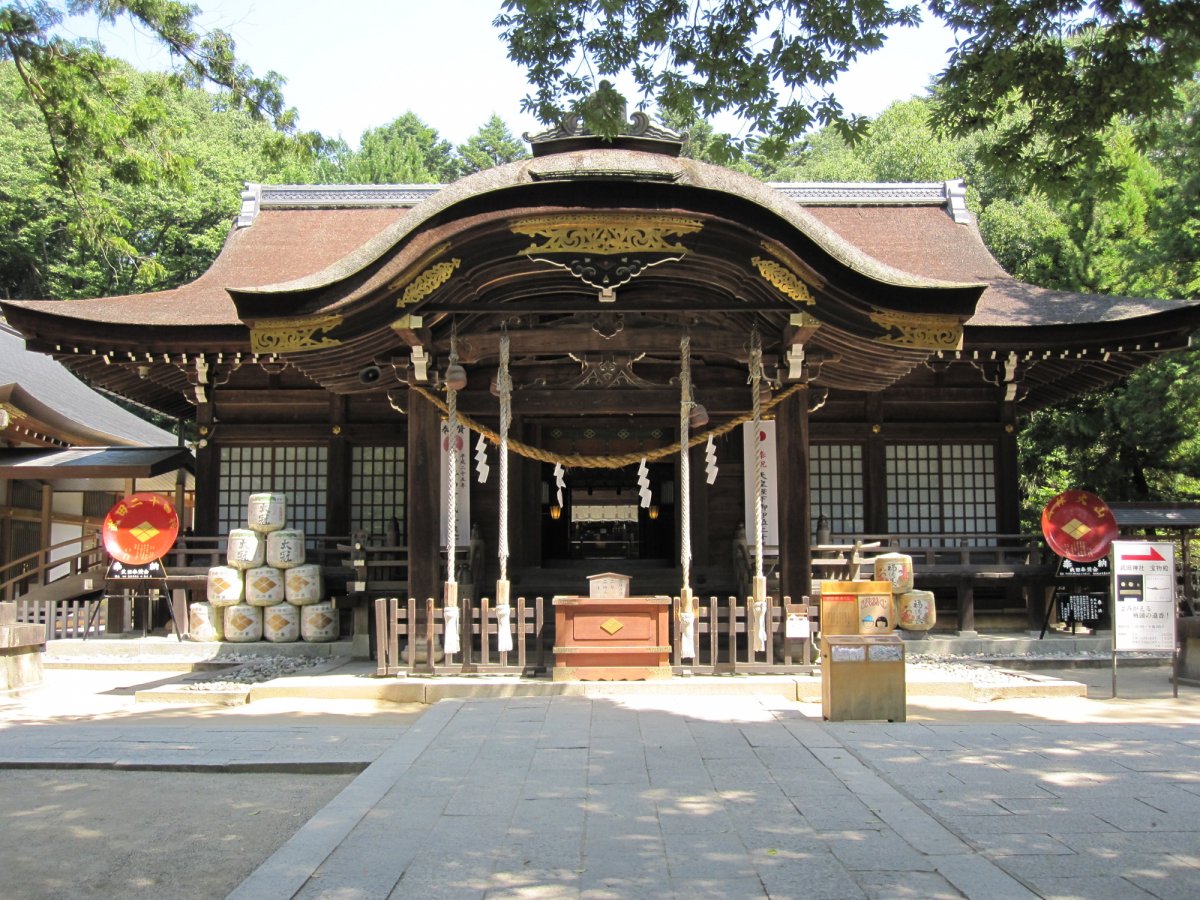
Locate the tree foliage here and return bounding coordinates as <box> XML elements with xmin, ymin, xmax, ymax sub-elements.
<box><xmin>340</xmin><ymin>112</ymin><xmax>463</xmax><ymax>184</ymax></box>
<box><xmin>0</xmin><ymin>61</ymin><xmax>315</xmax><ymax>299</ymax></box>
<box><xmin>0</xmin><ymin>2</ymin><xmax>295</xmax><ymax>186</ymax></box>
<box><xmin>495</xmin><ymin>0</ymin><xmax>1200</xmax><ymax>178</ymax></box>
<box><xmin>457</xmin><ymin>113</ymin><xmax>529</xmax><ymax>174</ymax></box>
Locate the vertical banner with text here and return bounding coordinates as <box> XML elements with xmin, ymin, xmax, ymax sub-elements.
<box><xmin>1111</xmin><ymin>540</ymin><xmax>1176</xmax><ymax>652</ymax></box>
<box><xmin>439</xmin><ymin>419</ymin><xmax>471</xmax><ymax>549</ymax></box>
<box><xmin>743</xmin><ymin>421</ymin><xmax>779</xmax><ymax>549</ymax></box>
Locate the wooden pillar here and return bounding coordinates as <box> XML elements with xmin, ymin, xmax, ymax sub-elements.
<box><xmin>407</xmin><ymin>385</ymin><xmax>441</xmax><ymax>604</ymax></box>
<box><xmin>193</xmin><ymin>400</ymin><xmax>219</xmax><ymax>536</ymax></box>
<box><xmin>997</xmin><ymin>405</ymin><xmax>1021</xmax><ymax>534</ymax></box>
<box><xmin>776</xmin><ymin>387</ymin><xmax>811</xmax><ymax>601</ymax></box>
<box><xmin>957</xmin><ymin>578</ymin><xmax>976</xmax><ymax>634</ymax></box>
<box><xmin>863</xmin><ymin>396</ymin><xmax>886</xmax><ymax>534</ymax></box>
<box><xmin>327</xmin><ymin>397</ymin><xmax>350</xmax><ymax>537</ymax></box>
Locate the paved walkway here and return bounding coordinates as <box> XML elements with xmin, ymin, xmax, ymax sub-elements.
<box><xmin>3</xmin><ymin>665</ymin><xmax>1198</xmax><ymax>899</ymax></box>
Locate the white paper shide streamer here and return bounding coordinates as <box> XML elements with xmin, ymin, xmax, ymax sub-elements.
<box><xmin>705</xmin><ymin>434</ymin><xmax>719</xmax><ymax>484</ymax></box>
<box><xmin>496</xmin><ymin>603</ymin><xmax>513</xmax><ymax>652</ymax></box>
<box><xmin>679</xmin><ymin>611</ymin><xmax>696</xmax><ymax>660</ymax></box>
<box><xmin>637</xmin><ymin>457</ymin><xmax>651</xmax><ymax>508</ymax></box>
<box><xmin>553</xmin><ymin>461</ymin><xmax>565</xmax><ymax>508</ymax></box>
<box><xmin>443</xmin><ymin>603</ymin><xmax>460</xmax><ymax>655</ymax></box>
<box><xmin>475</xmin><ymin>434</ymin><xmax>489</xmax><ymax>483</ymax></box>
<box><xmin>752</xmin><ymin>599</ymin><xmax>768</xmax><ymax>652</ymax></box>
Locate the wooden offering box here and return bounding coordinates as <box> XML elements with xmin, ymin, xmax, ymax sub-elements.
<box><xmin>552</xmin><ymin>595</ymin><xmax>672</xmax><ymax>681</ymax></box>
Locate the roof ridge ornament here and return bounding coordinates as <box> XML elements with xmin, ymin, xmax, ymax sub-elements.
<box><xmin>525</xmin><ymin>92</ymin><xmax>685</xmax><ymax>158</ymax></box>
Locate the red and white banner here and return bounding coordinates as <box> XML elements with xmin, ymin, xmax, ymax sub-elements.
<box><xmin>743</xmin><ymin>421</ymin><xmax>779</xmax><ymax>549</ymax></box>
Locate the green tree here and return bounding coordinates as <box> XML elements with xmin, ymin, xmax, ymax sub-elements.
<box><xmin>495</xmin><ymin>0</ymin><xmax>1200</xmax><ymax>176</ymax></box>
<box><xmin>0</xmin><ymin>2</ymin><xmax>294</xmax><ymax>188</ymax></box>
<box><xmin>457</xmin><ymin>114</ymin><xmax>529</xmax><ymax>174</ymax></box>
<box><xmin>0</xmin><ymin>61</ymin><xmax>314</xmax><ymax>299</ymax></box>
<box><xmin>341</xmin><ymin>112</ymin><xmax>462</xmax><ymax>184</ymax></box>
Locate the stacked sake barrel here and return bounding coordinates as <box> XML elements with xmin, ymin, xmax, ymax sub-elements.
<box><xmin>873</xmin><ymin>552</ymin><xmax>936</xmax><ymax>634</ymax></box>
<box><xmin>191</xmin><ymin>492</ymin><xmax>339</xmax><ymax>643</ymax></box>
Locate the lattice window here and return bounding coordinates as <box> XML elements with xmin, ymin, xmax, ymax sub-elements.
<box><xmin>9</xmin><ymin>481</ymin><xmax>42</xmax><ymax>510</ymax></box>
<box><xmin>218</xmin><ymin>446</ymin><xmax>328</xmax><ymax>537</ymax></box>
<box><xmin>885</xmin><ymin>443</ymin><xmax>996</xmax><ymax>539</ymax></box>
<box><xmin>811</xmin><ymin>444</ymin><xmax>864</xmax><ymax>537</ymax></box>
<box><xmin>351</xmin><ymin>445</ymin><xmax>406</xmax><ymax>543</ymax></box>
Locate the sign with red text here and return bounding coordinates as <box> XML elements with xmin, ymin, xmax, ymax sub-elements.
<box><xmin>102</xmin><ymin>493</ymin><xmax>179</xmax><ymax>566</ymax></box>
<box><xmin>742</xmin><ymin>421</ymin><xmax>779</xmax><ymax>548</ymax></box>
<box><xmin>1111</xmin><ymin>541</ymin><xmax>1175</xmax><ymax>652</ymax></box>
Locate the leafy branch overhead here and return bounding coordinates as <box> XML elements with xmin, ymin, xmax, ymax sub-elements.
<box><xmin>495</xmin><ymin>0</ymin><xmax>1200</xmax><ymax>172</ymax></box>
<box><xmin>0</xmin><ymin>1</ymin><xmax>295</xmax><ymax>192</ymax></box>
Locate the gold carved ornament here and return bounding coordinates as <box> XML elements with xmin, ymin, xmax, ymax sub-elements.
<box><xmin>869</xmin><ymin>310</ymin><xmax>964</xmax><ymax>351</ymax></box>
<box><xmin>511</xmin><ymin>213</ymin><xmax>703</xmax><ymax>301</ymax></box>
<box><xmin>249</xmin><ymin>314</ymin><xmax>343</xmax><ymax>354</ymax></box>
<box><xmin>750</xmin><ymin>242</ymin><xmax>815</xmax><ymax>306</ymax></box>
<box><xmin>397</xmin><ymin>258</ymin><xmax>462</xmax><ymax>308</ymax></box>
<box><xmin>510</xmin><ymin>213</ymin><xmax>704</xmax><ymax>255</ymax></box>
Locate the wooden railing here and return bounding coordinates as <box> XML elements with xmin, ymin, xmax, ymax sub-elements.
<box><xmin>373</xmin><ymin>594</ymin><xmax>816</xmax><ymax>677</ymax></box>
<box><xmin>0</xmin><ymin>532</ymin><xmax>106</xmax><ymax>602</ymax></box>
<box><xmin>815</xmin><ymin>533</ymin><xmax>1056</xmax><ymax>630</ymax></box>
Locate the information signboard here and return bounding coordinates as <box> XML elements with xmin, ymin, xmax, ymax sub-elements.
<box><xmin>1111</xmin><ymin>541</ymin><xmax>1176</xmax><ymax>652</ymax></box>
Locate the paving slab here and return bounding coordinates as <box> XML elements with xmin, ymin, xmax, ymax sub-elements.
<box><xmin>3</xmin><ymin>652</ymin><xmax>1199</xmax><ymax>899</ymax></box>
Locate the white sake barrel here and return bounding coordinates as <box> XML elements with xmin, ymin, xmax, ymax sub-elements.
<box><xmin>226</xmin><ymin>529</ymin><xmax>264</xmax><ymax>570</ymax></box>
<box><xmin>873</xmin><ymin>552</ymin><xmax>914</xmax><ymax>594</ymax></box>
<box><xmin>898</xmin><ymin>590</ymin><xmax>937</xmax><ymax>631</ymax></box>
<box><xmin>263</xmin><ymin>602</ymin><xmax>300</xmax><ymax>643</ymax></box>
<box><xmin>188</xmin><ymin>602</ymin><xmax>224</xmax><ymax>642</ymax></box>
<box><xmin>300</xmin><ymin>601</ymin><xmax>339</xmax><ymax>642</ymax></box>
<box><xmin>247</xmin><ymin>492</ymin><xmax>287</xmax><ymax>533</ymax></box>
<box><xmin>266</xmin><ymin>529</ymin><xmax>306</xmax><ymax>569</ymax></box>
<box><xmin>223</xmin><ymin>603</ymin><xmax>263</xmax><ymax>642</ymax></box>
<box><xmin>285</xmin><ymin>564</ymin><xmax>324</xmax><ymax>605</ymax></box>
<box><xmin>244</xmin><ymin>566</ymin><xmax>285</xmax><ymax>606</ymax></box>
<box><xmin>206</xmin><ymin>565</ymin><xmax>244</xmax><ymax>607</ymax></box>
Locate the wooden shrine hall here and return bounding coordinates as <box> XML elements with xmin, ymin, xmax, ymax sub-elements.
<box><xmin>4</xmin><ymin>115</ymin><xmax>1200</xmax><ymax>655</ymax></box>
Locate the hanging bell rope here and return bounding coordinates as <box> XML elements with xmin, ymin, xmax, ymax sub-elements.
<box><xmin>444</xmin><ymin>327</ymin><xmax>460</xmax><ymax>605</ymax></box>
<box><xmin>679</xmin><ymin>333</ymin><xmax>693</xmax><ymax>600</ymax></box>
<box><xmin>497</xmin><ymin>331</ymin><xmax>512</xmax><ymax>586</ymax></box>
<box><xmin>749</xmin><ymin>328</ymin><xmax>767</xmax><ymax>602</ymax></box>
<box><xmin>411</xmin><ymin>382</ymin><xmax>805</xmax><ymax>469</ymax></box>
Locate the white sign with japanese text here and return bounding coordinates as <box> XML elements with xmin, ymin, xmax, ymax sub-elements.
<box><xmin>743</xmin><ymin>421</ymin><xmax>779</xmax><ymax>548</ymax></box>
<box><xmin>1111</xmin><ymin>541</ymin><xmax>1175</xmax><ymax>652</ymax></box>
<box><xmin>439</xmin><ymin>419</ymin><xmax>471</xmax><ymax>549</ymax></box>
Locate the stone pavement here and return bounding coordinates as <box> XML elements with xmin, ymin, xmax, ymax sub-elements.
<box><xmin>3</xmin><ymin>664</ymin><xmax>1198</xmax><ymax>899</ymax></box>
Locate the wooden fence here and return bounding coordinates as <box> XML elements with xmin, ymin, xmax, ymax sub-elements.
<box><xmin>374</xmin><ymin>594</ymin><xmax>816</xmax><ymax>677</ymax></box>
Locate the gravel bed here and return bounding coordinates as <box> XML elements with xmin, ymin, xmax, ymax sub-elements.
<box><xmin>178</xmin><ymin>655</ymin><xmax>349</xmax><ymax>691</ymax></box>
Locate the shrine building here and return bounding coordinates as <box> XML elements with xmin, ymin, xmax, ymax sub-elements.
<box><xmin>3</xmin><ymin>118</ymin><xmax>1198</xmax><ymax>646</ymax></box>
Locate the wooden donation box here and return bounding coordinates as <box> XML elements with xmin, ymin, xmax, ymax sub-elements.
<box><xmin>821</xmin><ymin>634</ymin><xmax>906</xmax><ymax>722</ymax></box>
<box><xmin>552</xmin><ymin>573</ymin><xmax>672</xmax><ymax>681</ymax></box>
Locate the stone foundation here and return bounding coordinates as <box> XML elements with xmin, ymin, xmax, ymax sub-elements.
<box><xmin>0</xmin><ymin>602</ymin><xmax>45</xmax><ymax>693</ymax></box>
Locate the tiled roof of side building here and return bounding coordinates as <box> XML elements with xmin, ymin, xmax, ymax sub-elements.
<box><xmin>0</xmin><ymin>320</ymin><xmax>177</xmax><ymax>445</ymax></box>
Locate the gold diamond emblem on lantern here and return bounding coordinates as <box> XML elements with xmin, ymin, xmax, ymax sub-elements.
<box><xmin>268</xmin><ymin>613</ymin><xmax>289</xmax><ymax>630</ymax></box>
<box><xmin>230</xmin><ymin>613</ymin><xmax>254</xmax><ymax>631</ymax></box>
<box><xmin>130</xmin><ymin>521</ymin><xmax>160</xmax><ymax>544</ymax></box>
<box><xmin>212</xmin><ymin>576</ymin><xmax>233</xmax><ymax>593</ymax></box>
<box><xmin>601</xmin><ymin>618</ymin><xmax>624</xmax><ymax>635</ymax></box>
<box><xmin>311</xmin><ymin>613</ymin><xmax>333</xmax><ymax>629</ymax></box>
<box><xmin>1063</xmin><ymin>518</ymin><xmax>1092</xmax><ymax>540</ymax></box>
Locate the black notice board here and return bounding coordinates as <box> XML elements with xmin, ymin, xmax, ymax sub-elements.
<box><xmin>1053</xmin><ymin>555</ymin><xmax>1109</xmax><ymax>624</ymax></box>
